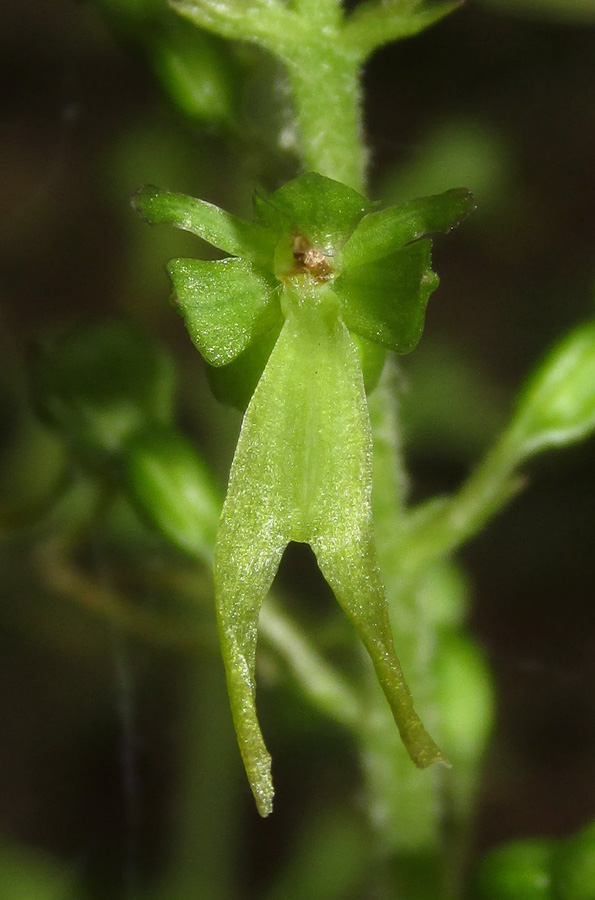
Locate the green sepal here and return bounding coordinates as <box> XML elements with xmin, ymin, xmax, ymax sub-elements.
<box><xmin>335</xmin><ymin>240</ymin><xmax>439</xmax><ymax>353</ymax></box>
<box><xmin>259</xmin><ymin>173</ymin><xmax>372</xmax><ymax>251</ymax></box>
<box><xmin>123</xmin><ymin>428</ymin><xmax>220</xmax><ymax>561</ymax></box>
<box><xmin>167</xmin><ymin>257</ymin><xmax>280</xmax><ymax>366</ymax></box>
<box><xmin>132</xmin><ymin>184</ymin><xmax>277</xmax><ymax>263</ymax></box>
<box><xmin>215</xmin><ymin>300</ymin><xmax>443</xmax><ymax>816</ymax></box>
<box><xmin>342</xmin><ymin>188</ymin><xmax>474</xmax><ymax>267</ymax></box>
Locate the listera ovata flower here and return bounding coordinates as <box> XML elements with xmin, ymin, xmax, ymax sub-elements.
<box><xmin>134</xmin><ymin>173</ymin><xmax>474</xmax><ymax>815</ymax></box>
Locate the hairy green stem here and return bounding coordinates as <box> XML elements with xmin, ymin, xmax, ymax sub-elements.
<box><xmin>285</xmin><ymin>46</ymin><xmax>366</xmax><ymax>190</ymax></box>
<box><xmin>292</xmin><ymin>0</ymin><xmax>343</xmax><ymax>27</ymax></box>
<box><xmin>283</xmin><ymin>30</ymin><xmax>445</xmax><ymax>850</ymax></box>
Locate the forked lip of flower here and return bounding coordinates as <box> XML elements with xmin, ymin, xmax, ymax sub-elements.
<box><xmin>131</xmin><ymin>173</ymin><xmax>474</xmax><ymax>815</ymax></box>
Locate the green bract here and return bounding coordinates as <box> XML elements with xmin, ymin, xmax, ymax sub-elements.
<box><xmin>133</xmin><ymin>172</ymin><xmax>473</xmax><ymax>814</ymax></box>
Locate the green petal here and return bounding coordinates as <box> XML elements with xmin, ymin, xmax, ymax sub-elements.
<box><xmin>351</xmin><ymin>332</ymin><xmax>387</xmax><ymax>394</ymax></box>
<box><xmin>206</xmin><ymin>322</ymin><xmax>282</xmax><ymax>410</ymax></box>
<box><xmin>215</xmin><ymin>298</ymin><xmax>442</xmax><ymax>815</ymax></box>
<box><xmin>342</xmin><ymin>188</ymin><xmax>474</xmax><ymax>267</ymax></box>
<box><xmin>168</xmin><ymin>257</ymin><xmax>280</xmax><ymax>366</ymax></box>
<box><xmin>132</xmin><ymin>184</ymin><xmax>277</xmax><ymax>263</ymax></box>
<box><xmin>260</xmin><ymin>173</ymin><xmax>372</xmax><ymax>250</ymax></box>
<box><xmin>335</xmin><ymin>240</ymin><xmax>439</xmax><ymax>353</ymax></box>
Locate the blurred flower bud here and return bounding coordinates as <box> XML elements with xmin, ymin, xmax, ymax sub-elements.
<box><xmin>476</xmin><ymin>840</ymin><xmax>555</xmax><ymax>900</ymax></box>
<box><xmin>417</xmin><ymin>559</ymin><xmax>470</xmax><ymax>631</ymax></box>
<box><xmin>151</xmin><ymin>22</ymin><xmax>239</xmax><ymax>126</ymax></box>
<box><xmin>123</xmin><ymin>428</ymin><xmax>220</xmax><ymax>561</ymax></box>
<box><xmin>509</xmin><ymin>322</ymin><xmax>595</xmax><ymax>461</ymax></box>
<box><xmin>554</xmin><ymin>820</ymin><xmax>595</xmax><ymax>900</ymax></box>
<box><xmin>33</xmin><ymin>321</ymin><xmax>175</xmax><ymax>467</ymax></box>
<box><xmin>435</xmin><ymin>632</ymin><xmax>494</xmax><ymax>764</ymax></box>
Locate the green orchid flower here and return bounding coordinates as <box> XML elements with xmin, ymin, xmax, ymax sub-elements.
<box><xmin>133</xmin><ymin>172</ymin><xmax>473</xmax><ymax>815</ymax></box>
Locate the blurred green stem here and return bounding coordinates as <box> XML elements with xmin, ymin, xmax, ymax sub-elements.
<box><xmin>260</xmin><ymin>599</ymin><xmax>362</xmax><ymax>729</ymax></box>
<box><xmin>157</xmin><ymin>656</ymin><xmax>240</xmax><ymax>900</ymax></box>
<box><xmin>400</xmin><ymin>431</ymin><xmax>524</xmax><ymax>578</ymax></box>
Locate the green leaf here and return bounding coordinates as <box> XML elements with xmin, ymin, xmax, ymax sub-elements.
<box><xmin>263</xmin><ymin>172</ymin><xmax>372</xmax><ymax>251</ymax></box>
<box><xmin>335</xmin><ymin>240</ymin><xmax>439</xmax><ymax>353</ymax></box>
<box><xmin>342</xmin><ymin>188</ymin><xmax>474</xmax><ymax>267</ymax></box>
<box><xmin>132</xmin><ymin>184</ymin><xmax>276</xmax><ymax>263</ymax></box>
<box><xmin>508</xmin><ymin>321</ymin><xmax>595</xmax><ymax>460</ymax></box>
<box><xmin>215</xmin><ymin>299</ymin><xmax>443</xmax><ymax>815</ymax></box>
<box><xmin>168</xmin><ymin>257</ymin><xmax>280</xmax><ymax>366</ymax></box>
<box><xmin>342</xmin><ymin>0</ymin><xmax>463</xmax><ymax>59</ymax></box>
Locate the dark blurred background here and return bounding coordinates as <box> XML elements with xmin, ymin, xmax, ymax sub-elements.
<box><xmin>1</xmin><ymin>0</ymin><xmax>594</xmax><ymax>897</ymax></box>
